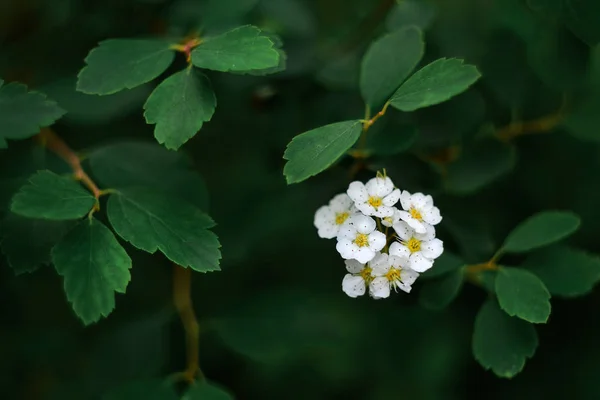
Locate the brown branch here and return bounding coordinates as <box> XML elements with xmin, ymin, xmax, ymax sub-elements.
<box><xmin>495</xmin><ymin>112</ymin><xmax>563</xmax><ymax>142</ymax></box>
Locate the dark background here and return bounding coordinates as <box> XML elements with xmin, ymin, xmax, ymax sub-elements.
<box><xmin>2</xmin><ymin>0</ymin><xmax>600</xmax><ymax>398</ymax></box>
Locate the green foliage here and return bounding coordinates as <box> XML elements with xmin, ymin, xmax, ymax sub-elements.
<box><xmin>495</xmin><ymin>267</ymin><xmax>551</xmax><ymax>324</ymax></box>
<box><xmin>473</xmin><ymin>299</ymin><xmax>538</xmax><ymax>378</ymax></box>
<box><xmin>421</xmin><ymin>251</ymin><xmax>466</xmax><ymax>279</ymax></box>
<box><xmin>419</xmin><ymin>269</ymin><xmax>464</xmax><ymax>310</ymax></box>
<box><xmin>185</xmin><ymin>382</ymin><xmax>234</xmax><ymax>400</ymax></box>
<box><xmin>103</xmin><ymin>380</ymin><xmax>178</xmax><ymax>400</ymax></box>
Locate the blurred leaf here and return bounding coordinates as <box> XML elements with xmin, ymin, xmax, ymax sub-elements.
<box><xmin>260</xmin><ymin>0</ymin><xmax>316</xmax><ymax>37</ymax></box>
<box><xmin>317</xmin><ymin>51</ymin><xmax>361</xmax><ymax>89</ymax></box>
<box><xmin>419</xmin><ymin>269</ymin><xmax>463</xmax><ymax>310</ymax></box>
<box><xmin>421</xmin><ymin>251</ymin><xmax>465</xmax><ymax>279</ymax></box>
<box><xmin>201</xmin><ymin>0</ymin><xmax>258</xmax><ymax>30</ymax></box>
<box><xmin>390</xmin><ymin>58</ymin><xmax>481</xmax><ymax>111</ymax></box>
<box><xmin>386</xmin><ymin>0</ymin><xmax>436</xmax><ymax>31</ymax></box>
<box><xmin>0</xmin><ymin>80</ymin><xmax>65</xmax><ymax>141</ymax></box>
<box><xmin>283</xmin><ymin>120</ymin><xmax>362</xmax><ymax>184</ymax></box>
<box><xmin>191</xmin><ymin>25</ymin><xmax>280</xmax><ymax>72</ymax></box>
<box><xmin>524</xmin><ymin>245</ymin><xmax>600</xmax><ymax>297</ymax></box>
<box><xmin>501</xmin><ymin>211</ymin><xmax>581</xmax><ymax>253</ymax></box>
<box><xmin>103</xmin><ymin>380</ymin><xmax>178</xmax><ymax>400</ymax></box>
<box><xmin>561</xmin><ymin>0</ymin><xmax>600</xmax><ymax>46</ymax></box>
<box><xmin>359</xmin><ymin>26</ymin><xmax>424</xmax><ymax>110</ymax></box>
<box><xmin>366</xmin><ymin>123</ymin><xmax>418</xmax><ymax>156</ymax></box>
<box><xmin>144</xmin><ymin>69</ymin><xmax>216</xmax><ymax>150</ymax></box>
<box><xmin>52</xmin><ymin>218</ymin><xmax>132</xmax><ymax>325</ymax></box>
<box><xmin>185</xmin><ymin>382</ymin><xmax>234</xmax><ymax>400</ymax></box>
<box><xmin>107</xmin><ymin>188</ymin><xmax>221</xmax><ymax>272</ymax></box>
<box><xmin>473</xmin><ymin>299</ymin><xmax>538</xmax><ymax>378</ymax></box>
<box><xmin>496</xmin><ymin>267</ymin><xmax>551</xmax><ymax>324</ymax></box>
<box><xmin>77</xmin><ymin>39</ymin><xmax>175</xmax><ymax>95</ymax></box>
<box><xmin>563</xmin><ymin>90</ymin><xmax>600</xmax><ymax>142</ymax></box>
<box><xmin>10</xmin><ymin>170</ymin><xmax>95</xmax><ymax>220</ymax></box>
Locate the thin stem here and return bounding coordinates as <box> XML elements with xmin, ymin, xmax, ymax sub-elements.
<box><xmin>495</xmin><ymin>96</ymin><xmax>567</xmax><ymax>142</ymax></box>
<box><xmin>170</xmin><ymin>36</ymin><xmax>202</xmax><ymax>63</ymax></box>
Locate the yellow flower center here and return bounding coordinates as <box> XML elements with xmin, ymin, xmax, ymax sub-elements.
<box><xmin>354</xmin><ymin>233</ymin><xmax>369</xmax><ymax>247</ymax></box>
<box><xmin>410</xmin><ymin>207</ymin><xmax>422</xmax><ymax>221</ymax></box>
<box><xmin>359</xmin><ymin>267</ymin><xmax>373</xmax><ymax>283</ymax></box>
<box><xmin>385</xmin><ymin>268</ymin><xmax>402</xmax><ymax>282</ymax></box>
<box><xmin>368</xmin><ymin>196</ymin><xmax>382</xmax><ymax>208</ymax></box>
<box><xmin>407</xmin><ymin>237</ymin><xmax>421</xmax><ymax>253</ymax></box>
<box><xmin>335</xmin><ymin>212</ymin><xmax>349</xmax><ymax>225</ymax></box>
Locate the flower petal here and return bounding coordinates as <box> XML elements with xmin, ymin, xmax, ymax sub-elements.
<box><xmin>411</xmin><ymin>193</ymin><xmax>428</xmax><ymax>208</ymax></box>
<box><xmin>368</xmin><ymin>230</ymin><xmax>387</xmax><ymax>252</ymax></box>
<box><xmin>336</xmin><ymin>239</ymin><xmax>359</xmax><ymax>260</ymax></box>
<box><xmin>365</xmin><ymin>176</ymin><xmax>394</xmax><ymax>197</ymax></box>
<box><xmin>330</xmin><ymin>193</ymin><xmax>353</xmax><ymax>212</ymax></box>
<box><xmin>401</xmin><ymin>268</ymin><xmax>419</xmax><ymax>286</ymax></box>
<box><xmin>372</xmin><ymin>205</ymin><xmax>394</xmax><ymax>218</ymax></box>
<box><xmin>347</xmin><ymin>182</ymin><xmax>368</xmax><ymax>203</ymax></box>
<box><xmin>409</xmin><ymin>252</ymin><xmax>434</xmax><ymax>272</ymax></box>
<box><xmin>399</xmin><ymin>190</ymin><xmax>412</xmax><ymax>210</ymax></box>
<box><xmin>369</xmin><ymin>277</ymin><xmax>391</xmax><ymax>299</ymax></box>
<box><xmin>356</xmin><ymin>203</ymin><xmax>378</xmax><ymax>217</ymax></box>
<box><xmin>392</xmin><ymin>221</ymin><xmax>413</xmax><ymax>241</ymax></box>
<box><xmin>389</xmin><ymin>242</ymin><xmax>411</xmax><ymax>259</ymax></box>
<box><xmin>370</xmin><ymin>253</ymin><xmax>390</xmax><ymax>276</ymax></box>
<box><xmin>336</xmin><ymin>223</ymin><xmax>356</xmax><ymax>240</ymax></box>
<box><xmin>317</xmin><ymin>223</ymin><xmax>339</xmax><ymax>239</ymax></box>
<box><xmin>388</xmin><ymin>254</ymin><xmax>410</xmax><ymax>269</ymax></box>
<box><xmin>355</xmin><ymin>247</ymin><xmax>376</xmax><ymax>263</ymax></box>
<box><xmin>342</xmin><ymin>274</ymin><xmax>366</xmax><ymax>298</ymax></box>
<box><xmin>398</xmin><ymin>211</ymin><xmax>427</xmax><ymax>234</ymax></box>
<box><xmin>350</xmin><ymin>214</ymin><xmax>376</xmax><ymax>234</ymax></box>
<box><xmin>345</xmin><ymin>259</ymin><xmax>365</xmax><ymax>274</ymax></box>
<box><xmin>415</xmin><ymin>223</ymin><xmax>436</xmax><ymax>241</ymax></box>
<box><xmin>383</xmin><ymin>189</ymin><xmax>401</xmax><ymax>207</ymax></box>
<box><xmin>314</xmin><ymin>206</ymin><xmax>333</xmax><ymax>227</ymax></box>
<box><xmin>422</xmin><ymin>206</ymin><xmax>442</xmax><ymax>225</ymax></box>
<box><xmin>421</xmin><ymin>238</ymin><xmax>444</xmax><ymax>259</ymax></box>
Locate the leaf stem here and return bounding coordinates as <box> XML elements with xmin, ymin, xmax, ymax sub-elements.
<box><xmin>170</xmin><ymin>36</ymin><xmax>202</xmax><ymax>63</ymax></box>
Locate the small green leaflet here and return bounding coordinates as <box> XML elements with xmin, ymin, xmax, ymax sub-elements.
<box><xmin>11</xmin><ymin>170</ymin><xmax>96</xmax><ymax>220</ymax></box>
<box><xmin>77</xmin><ymin>39</ymin><xmax>175</xmax><ymax>95</ymax></box>
<box><xmin>52</xmin><ymin>218</ymin><xmax>132</xmax><ymax>325</ymax></box>
<box><xmin>107</xmin><ymin>188</ymin><xmax>221</xmax><ymax>272</ymax></box>
<box><xmin>103</xmin><ymin>380</ymin><xmax>178</xmax><ymax>400</ymax></box>
<box><xmin>191</xmin><ymin>25</ymin><xmax>280</xmax><ymax>72</ymax></box>
<box><xmin>144</xmin><ymin>68</ymin><xmax>216</xmax><ymax>150</ymax></box>
<box><xmin>239</xmin><ymin>32</ymin><xmax>287</xmax><ymax>76</ymax></box>
<box><xmin>283</xmin><ymin>120</ymin><xmax>363</xmax><ymax>184</ymax></box>
<box><xmin>390</xmin><ymin>58</ymin><xmax>481</xmax><ymax>112</ymax></box>
<box><xmin>419</xmin><ymin>269</ymin><xmax>463</xmax><ymax>310</ymax></box>
<box><xmin>472</xmin><ymin>299</ymin><xmax>538</xmax><ymax>378</ymax></box>
<box><xmin>0</xmin><ymin>79</ymin><xmax>65</xmax><ymax>141</ymax></box>
<box><xmin>501</xmin><ymin>210</ymin><xmax>581</xmax><ymax>253</ymax></box>
<box><xmin>495</xmin><ymin>267</ymin><xmax>551</xmax><ymax>324</ymax></box>
<box><xmin>184</xmin><ymin>382</ymin><xmax>234</xmax><ymax>400</ymax></box>
<box><xmin>360</xmin><ymin>26</ymin><xmax>424</xmax><ymax>109</ymax></box>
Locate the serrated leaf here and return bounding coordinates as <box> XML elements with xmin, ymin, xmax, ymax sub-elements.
<box><xmin>283</xmin><ymin>120</ymin><xmax>362</xmax><ymax>184</ymax></box>
<box><xmin>473</xmin><ymin>299</ymin><xmax>538</xmax><ymax>378</ymax></box>
<box><xmin>77</xmin><ymin>39</ymin><xmax>175</xmax><ymax>95</ymax></box>
<box><xmin>185</xmin><ymin>382</ymin><xmax>234</xmax><ymax>400</ymax></box>
<box><xmin>191</xmin><ymin>25</ymin><xmax>280</xmax><ymax>72</ymax></box>
<box><xmin>107</xmin><ymin>188</ymin><xmax>221</xmax><ymax>272</ymax></box>
<box><xmin>144</xmin><ymin>69</ymin><xmax>216</xmax><ymax>150</ymax></box>
<box><xmin>496</xmin><ymin>267</ymin><xmax>551</xmax><ymax>324</ymax></box>
<box><xmin>360</xmin><ymin>26</ymin><xmax>424</xmax><ymax>109</ymax></box>
<box><xmin>52</xmin><ymin>218</ymin><xmax>132</xmax><ymax>325</ymax></box>
<box><xmin>103</xmin><ymin>380</ymin><xmax>178</xmax><ymax>400</ymax></box>
<box><xmin>502</xmin><ymin>211</ymin><xmax>581</xmax><ymax>253</ymax></box>
<box><xmin>421</xmin><ymin>251</ymin><xmax>465</xmax><ymax>279</ymax></box>
<box><xmin>390</xmin><ymin>58</ymin><xmax>481</xmax><ymax>111</ymax></box>
<box><xmin>88</xmin><ymin>140</ymin><xmax>209</xmax><ymax>210</ymax></box>
<box><xmin>524</xmin><ymin>245</ymin><xmax>600</xmax><ymax>297</ymax></box>
<box><xmin>11</xmin><ymin>170</ymin><xmax>96</xmax><ymax>220</ymax></box>
<box><xmin>0</xmin><ymin>80</ymin><xmax>65</xmax><ymax>141</ymax></box>
<box><xmin>0</xmin><ymin>214</ymin><xmax>73</xmax><ymax>275</ymax></box>
<box><xmin>239</xmin><ymin>33</ymin><xmax>287</xmax><ymax>76</ymax></box>
<box><xmin>419</xmin><ymin>269</ymin><xmax>463</xmax><ymax>310</ymax></box>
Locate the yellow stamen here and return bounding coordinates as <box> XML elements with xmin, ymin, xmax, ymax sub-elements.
<box><xmin>335</xmin><ymin>212</ymin><xmax>349</xmax><ymax>225</ymax></box>
<box><xmin>410</xmin><ymin>207</ymin><xmax>422</xmax><ymax>221</ymax></box>
<box><xmin>354</xmin><ymin>233</ymin><xmax>369</xmax><ymax>247</ymax></box>
<box><xmin>407</xmin><ymin>238</ymin><xmax>421</xmax><ymax>253</ymax></box>
<box><xmin>368</xmin><ymin>196</ymin><xmax>382</xmax><ymax>208</ymax></box>
<box><xmin>359</xmin><ymin>267</ymin><xmax>373</xmax><ymax>283</ymax></box>
<box><xmin>385</xmin><ymin>268</ymin><xmax>401</xmax><ymax>282</ymax></box>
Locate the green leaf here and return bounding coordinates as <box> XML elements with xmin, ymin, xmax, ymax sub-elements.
<box><xmin>10</xmin><ymin>170</ymin><xmax>96</xmax><ymax>220</ymax></box>
<box><xmin>563</xmin><ymin>90</ymin><xmax>600</xmax><ymax>142</ymax></box>
<box><xmin>87</xmin><ymin>141</ymin><xmax>209</xmax><ymax>210</ymax></box>
<box><xmin>360</xmin><ymin>26</ymin><xmax>424</xmax><ymax>109</ymax></box>
<box><xmin>386</xmin><ymin>0</ymin><xmax>436</xmax><ymax>32</ymax></box>
<box><xmin>502</xmin><ymin>211</ymin><xmax>581</xmax><ymax>253</ymax></box>
<box><xmin>365</xmin><ymin>123</ymin><xmax>418</xmax><ymax>156</ymax></box>
<box><xmin>103</xmin><ymin>380</ymin><xmax>178</xmax><ymax>400</ymax></box>
<box><xmin>143</xmin><ymin>69</ymin><xmax>216</xmax><ymax>150</ymax></box>
<box><xmin>191</xmin><ymin>25</ymin><xmax>280</xmax><ymax>72</ymax></box>
<box><xmin>472</xmin><ymin>299</ymin><xmax>538</xmax><ymax>378</ymax></box>
<box><xmin>0</xmin><ymin>80</ymin><xmax>65</xmax><ymax>140</ymax></box>
<box><xmin>524</xmin><ymin>245</ymin><xmax>600</xmax><ymax>297</ymax></box>
<box><xmin>562</xmin><ymin>0</ymin><xmax>600</xmax><ymax>46</ymax></box>
<box><xmin>421</xmin><ymin>251</ymin><xmax>465</xmax><ymax>279</ymax></box>
<box><xmin>240</xmin><ymin>32</ymin><xmax>287</xmax><ymax>76</ymax></box>
<box><xmin>185</xmin><ymin>382</ymin><xmax>234</xmax><ymax>400</ymax></box>
<box><xmin>283</xmin><ymin>120</ymin><xmax>362</xmax><ymax>184</ymax></box>
<box><xmin>0</xmin><ymin>214</ymin><xmax>73</xmax><ymax>275</ymax></box>
<box><xmin>107</xmin><ymin>188</ymin><xmax>221</xmax><ymax>272</ymax></box>
<box><xmin>390</xmin><ymin>58</ymin><xmax>481</xmax><ymax>112</ymax></box>
<box><xmin>495</xmin><ymin>267</ymin><xmax>551</xmax><ymax>324</ymax></box>
<box><xmin>51</xmin><ymin>218</ymin><xmax>132</xmax><ymax>325</ymax></box>
<box><xmin>419</xmin><ymin>269</ymin><xmax>463</xmax><ymax>310</ymax></box>
<box><xmin>76</xmin><ymin>39</ymin><xmax>175</xmax><ymax>95</ymax></box>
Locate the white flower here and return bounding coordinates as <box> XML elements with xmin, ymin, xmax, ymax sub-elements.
<box><xmin>347</xmin><ymin>176</ymin><xmax>401</xmax><ymax>218</ymax></box>
<box><xmin>370</xmin><ymin>253</ymin><xmax>419</xmax><ymax>298</ymax></box>
<box><xmin>314</xmin><ymin>193</ymin><xmax>355</xmax><ymax>239</ymax></box>
<box><xmin>389</xmin><ymin>221</ymin><xmax>444</xmax><ymax>272</ymax></box>
<box><xmin>381</xmin><ymin>207</ymin><xmax>401</xmax><ymax>228</ymax></box>
<box><xmin>397</xmin><ymin>191</ymin><xmax>442</xmax><ymax>234</ymax></box>
<box><xmin>336</xmin><ymin>214</ymin><xmax>386</xmax><ymax>263</ymax></box>
<box><xmin>341</xmin><ymin>258</ymin><xmax>376</xmax><ymax>298</ymax></box>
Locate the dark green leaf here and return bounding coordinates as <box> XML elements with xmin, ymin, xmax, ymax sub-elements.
<box><xmin>10</xmin><ymin>170</ymin><xmax>96</xmax><ymax>220</ymax></box>
<box><xmin>495</xmin><ymin>267</ymin><xmax>551</xmax><ymax>324</ymax></box>
<box><xmin>419</xmin><ymin>269</ymin><xmax>463</xmax><ymax>310</ymax></box>
<box><xmin>77</xmin><ymin>39</ymin><xmax>175</xmax><ymax>95</ymax></box>
<box><xmin>103</xmin><ymin>380</ymin><xmax>178</xmax><ymax>400</ymax></box>
<box><xmin>563</xmin><ymin>90</ymin><xmax>600</xmax><ymax>142</ymax></box>
<box><xmin>386</xmin><ymin>0</ymin><xmax>436</xmax><ymax>31</ymax></box>
<box><xmin>283</xmin><ymin>120</ymin><xmax>362</xmax><ymax>184</ymax></box>
<box><xmin>144</xmin><ymin>69</ymin><xmax>216</xmax><ymax>150</ymax></box>
<box><xmin>502</xmin><ymin>211</ymin><xmax>581</xmax><ymax>253</ymax></box>
<box><xmin>562</xmin><ymin>0</ymin><xmax>600</xmax><ymax>46</ymax></box>
<box><xmin>107</xmin><ymin>188</ymin><xmax>221</xmax><ymax>272</ymax></box>
<box><xmin>473</xmin><ymin>299</ymin><xmax>538</xmax><ymax>378</ymax></box>
<box><xmin>390</xmin><ymin>58</ymin><xmax>481</xmax><ymax>112</ymax></box>
<box><xmin>52</xmin><ymin>218</ymin><xmax>132</xmax><ymax>325</ymax></box>
<box><xmin>185</xmin><ymin>382</ymin><xmax>234</xmax><ymax>400</ymax></box>
<box><xmin>366</xmin><ymin>123</ymin><xmax>418</xmax><ymax>156</ymax></box>
<box><xmin>421</xmin><ymin>251</ymin><xmax>465</xmax><ymax>279</ymax></box>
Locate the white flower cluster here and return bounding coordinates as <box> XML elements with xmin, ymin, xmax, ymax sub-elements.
<box><xmin>314</xmin><ymin>174</ymin><xmax>443</xmax><ymax>299</ymax></box>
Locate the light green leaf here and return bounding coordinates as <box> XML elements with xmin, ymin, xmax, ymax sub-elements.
<box><xmin>52</xmin><ymin>218</ymin><xmax>132</xmax><ymax>325</ymax></box>
<box><xmin>473</xmin><ymin>299</ymin><xmax>538</xmax><ymax>378</ymax></box>
<box><xmin>419</xmin><ymin>269</ymin><xmax>463</xmax><ymax>310</ymax></box>
<box><xmin>524</xmin><ymin>245</ymin><xmax>600</xmax><ymax>297</ymax></box>
<box><xmin>144</xmin><ymin>69</ymin><xmax>216</xmax><ymax>150</ymax></box>
<box><xmin>77</xmin><ymin>39</ymin><xmax>175</xmax><ymax>95</ymax></box>
<box><xmin>103</xmin><ymin>380</ymin><xmax>178</xmax><ymax>400</ymax></box>
<box><xmin>390</xmin><ymin>58</ymin><xmax>481</xmax><ymax>111</ymax></box>
<box><xmin>191</xmin><ymin>25</ymin><xmax>280</xmax><ymax>72</ymax></box>
<box><xmin>283</xmin><ymin>120</ymin><xmax>362</xmax><ymax>184</ymax></box>
<box><xmin>0</xmin><ymin>80</ymin><xmax>65</xmax><ymax>140</ymax></box>
<box><xmin>421</xmin><ymin>251</ymin><xmax>465</xmax><ymax>279</ymax></box>
<box><xmin>10</xmin><ymin>170</ymin><xmax>96</xmax><ymax>220</ymax></box>
<box><xmin>107</xmin><ymin>188</ymin><xmax>221</xmax><ymax>272</ymax></box>
<box><xmin>185</xmin><ymin>382</ymin><xmax>234</xmax><ymax>400</ymax></box>
<box><xmin>495</xmin><ymin>267</ymin><xmax>551</xmax><ymax>324</ymax></box>
<box><xmin>360</xmin><ymin>26</ymin><xmax>424</xmax><ymax>109</ymax></box>
<box><xmin>502</xmin><ymin>211</ymin><xmax>581</xmax><ymax>253</ymax></box>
